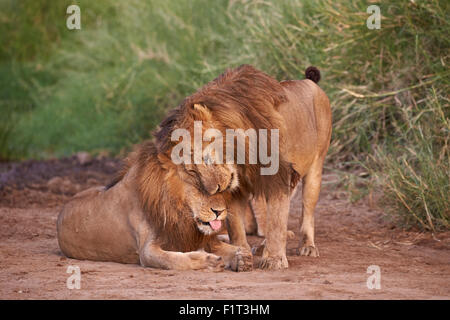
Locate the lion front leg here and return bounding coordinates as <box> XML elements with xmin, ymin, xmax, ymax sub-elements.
<box><xmin>226</xmin><ymin>197</ymin><xmax>251</xmax><ymax>251</ymax></box>
<box><xmin>139</xmin><ymin>242</ymin><xmax>224</xmax><ymax>272</ymax></box>
<box><xmin>259</xmin><ymin>191</ymin><xmax>290</xmax><ymax>270</ymax></box>
<box><xmin>249</xmin><ymin>196</ymin><xmax>267</xmax><ymax>237</ymax></box>
<box><xmin>208</xmin><ymin>240</ymin><xmax>253</xmax><ymax>272</ymax></box>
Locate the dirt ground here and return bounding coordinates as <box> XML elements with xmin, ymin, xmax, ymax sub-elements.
<box><xmin>0</xmin><ymin>156</ymin><xmax>449</xmax><ymax>300</ymax></box>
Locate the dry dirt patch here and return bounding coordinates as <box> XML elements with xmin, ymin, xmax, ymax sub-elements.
<box><xmin>0</xmin><ymin>158</ymin><xmax>449</xmax><ymax>299</ymax></box>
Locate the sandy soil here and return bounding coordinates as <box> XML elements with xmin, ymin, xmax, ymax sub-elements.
<box><xmin>0</xmin><ymin>157</ymin><xmax>449</xmax><ymax>299</ymax></box>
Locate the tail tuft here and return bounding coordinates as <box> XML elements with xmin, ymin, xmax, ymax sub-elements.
<box><xmin>305</xmin><ymin>66</ymin><xmax>321</xmax><ymax>83</ymax></box>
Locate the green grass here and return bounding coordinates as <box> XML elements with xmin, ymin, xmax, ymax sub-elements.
<box><xmin>0</xmin><ymin>0</ymin><xmax>448</xmax><ymax>230</ymax></box>
<box><xmin>370</xmin><ymin>88</ymin><xmax>449</xmax><ymax>231</ymax></box>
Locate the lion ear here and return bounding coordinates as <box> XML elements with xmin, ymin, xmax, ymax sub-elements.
<box><xmin>193</xmin><ymin>103</ymin><xmax>211</xmax><ymax>120</ymax></box>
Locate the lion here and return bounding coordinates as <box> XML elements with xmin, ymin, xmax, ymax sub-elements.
<box><xmin>56</xmin><ymin>141</ymin><xmax>252</xmax><ymax>271</ymax></box>
<box><xmin>153</xmin><ymin>65</ymin><xmax>331</xmax><ymax>270</ymax></box>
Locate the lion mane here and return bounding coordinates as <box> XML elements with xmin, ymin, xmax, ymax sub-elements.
<box><xmin>111</xmin><ymin>141</ymin><xmax>216</xmax><ymax>252</ymax></box>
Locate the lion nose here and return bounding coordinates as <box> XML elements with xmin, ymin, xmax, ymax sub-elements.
<box><xmin>211</xmin><ymin>208</ymin><xmax>225</xmax><ymax>218</ymax></box>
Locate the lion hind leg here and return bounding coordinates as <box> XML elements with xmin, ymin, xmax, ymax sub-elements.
<box><xmin>140</xmin><ymin>243</ymin><xmax>224</xmax><ymax>271</ymax></box>
<box><xmin>297</xmin><ymin>158</ymin><xmax>323</xmax><ymax>257</ymax></box>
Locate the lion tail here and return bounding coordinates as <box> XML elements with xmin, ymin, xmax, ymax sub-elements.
<box><xmin>305</xmin><ymin>66</ymin><xmax>321</xmax><ymax>83</ymax></box>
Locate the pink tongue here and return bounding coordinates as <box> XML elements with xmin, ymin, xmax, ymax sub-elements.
<box><xmin>209</xmin><ymin>220</ymin><xmax>222</xmax><ymax>231</ymax></box>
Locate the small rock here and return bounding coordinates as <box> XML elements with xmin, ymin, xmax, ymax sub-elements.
<box><xmin>47</xmin><ymin>177</ymin><xmax>64</xmax><ymax>193</ymax></box>
<box><xmin>47</xmin><ymin>176</ymin><xmax>79</xmax><ymax>194</ymax></box>
<box><xmin>323</xmin><ymin>280</ymin><xmax>332</xmax><ymax>285</ymax></box>
<box><xmin>76</xmin><ymin>152</ymin><xmax>92</xmax><ymax>165</ymax></box>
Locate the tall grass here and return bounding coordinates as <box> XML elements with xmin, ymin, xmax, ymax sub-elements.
<box><xmin>0</xmin><ymin>0</ymin><xmax>448</xmax><ymax>230</ymax></box>
<box><xmin>1</xmin><ymin>0</ymin><xmax>249</xmax><ymax>157</ymax></box>
<box><xmin>370</xmin><ymin>88</ymin><xmax>449</xmax><ymax>230</ymax></box>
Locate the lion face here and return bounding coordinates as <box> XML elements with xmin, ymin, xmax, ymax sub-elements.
<box><xmin>185</xmin><ymin>178</ymin><xmax>227</xmax><ymax>235</ymax></box>
<box><xmin>192</xmin><ymin>190</ymin><xmax>227</xmax><ymax>235</ymax></box>
<box><xmin>183</xmin><ymin>122</ymin><xmax>239</xmax><ymax>195</ymax></box>
<box><xmin>179</xmin><ymin>171</ymin><xmax>228</xmax><ymax>235</ymax></box>
<box><xmin>184</xmin><ymin>162</ymin><xmax>239</xmax><ymax>195</ymax></box>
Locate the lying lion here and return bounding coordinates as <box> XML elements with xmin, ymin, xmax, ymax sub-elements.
<box><xmin>57</xmin><ymin>141</ymin><xmax>252</xmax><ymax>271</ymax></box>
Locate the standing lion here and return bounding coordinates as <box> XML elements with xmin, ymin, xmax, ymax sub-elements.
<box><xmin>154</xmin><ymin>65</ymin><xmax>331</xmax><ymax>270</ymax></box>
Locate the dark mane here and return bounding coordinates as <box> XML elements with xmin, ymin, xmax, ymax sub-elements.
<box><xmin>114</xmin><ymin>141</ymin><xmax>212</xmax><ymax>252</ymax></box>
<box><xmin>155</xmin><ymin>65</ymin><xmax>287</xmax><ymax>150</ymax></box>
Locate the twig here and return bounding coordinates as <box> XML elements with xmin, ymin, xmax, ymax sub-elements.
<box><xmin>339</xmin><ymin>73</ymin><xmax>449</xmax><ymax>99</ymax></box>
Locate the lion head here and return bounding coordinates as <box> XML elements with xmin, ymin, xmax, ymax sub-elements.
<box><xmin>116</xmin><ymin>141</ymin><xmax>234</xmax><ymax>251</ymax></box>
<box><xmin>155</xmin><ymin>101</ymin><xmax>240</xmax><ymax>196</ymax></box>
<box><xmin>183</xmin><ymin>159</ymin><xmax>239</xmax><ymax>196</ymax></box>
<box><xmin>176</xmin><ymin>163</ymin><xmax>229</xmax><ymax>235</ymax></box>
<box><xmin>153</xmin><ymin>64</ymin><xmax>292</xmax><ymax>199</ymax></box>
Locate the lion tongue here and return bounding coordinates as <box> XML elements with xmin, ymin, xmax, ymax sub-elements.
<box><xmin>209</xmin><ymin>220</ymin><xmax>222</xmax><ymax>231</ymax></box>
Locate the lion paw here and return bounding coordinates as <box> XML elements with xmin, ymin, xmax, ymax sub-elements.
<box><xmin>296</xmin><ymin>245</ymin><xmax>319</xmax><ymax>257</ymax></box>
<box><xmin>251</xmin><ymin>239</ymin><xmax>266</xmax><ymax>256</ymax></box>
<box><xmin>229</xmin><ymin>248</ymin><xmax>253</xmax><ymax>272</ymax></box>
<box><xmin>205</xmin><ymin>254</ymin><xmax>225</xmax><ymax>271</ymax></box>
<box><xmin>188</xmin><ymin>251</ymin><xmax>225</xmax><ymax>271</ymax></box>
<box><xmin>259</xmin><ymin>255</ymin><xmax>288</xmax><ymax>270</ymax></box>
